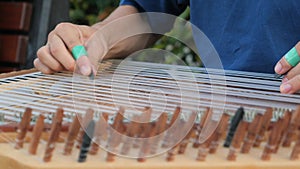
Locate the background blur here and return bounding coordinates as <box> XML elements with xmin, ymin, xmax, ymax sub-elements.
<box><xmin>0</xmin><ymin>0</ymin><xmax>200</xmax><ymax>73</ymax></box>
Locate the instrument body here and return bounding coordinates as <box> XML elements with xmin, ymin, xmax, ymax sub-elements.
<box><xmin>0</xmin><ymin>60</ymin><xmax>299</xmax><ymax>169</ymax></box>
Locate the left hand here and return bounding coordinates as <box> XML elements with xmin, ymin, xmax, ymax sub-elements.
<box><xmin>274</xmin><ymin>42</ymin><xmax>300</xmax><ymax>94</ymax></box>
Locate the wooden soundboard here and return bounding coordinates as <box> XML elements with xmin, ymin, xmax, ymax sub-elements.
<box><xmin>0</xmin><ymin>139</ymin><xmax>299</xmax><ymax>169</ymax></box>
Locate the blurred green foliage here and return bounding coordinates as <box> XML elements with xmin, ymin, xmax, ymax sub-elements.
<box><xmin>151</xmin><ymin>8</ymin><xmax>201</xmax><ymax>66</ymax></box>
<box><xmin>69</xmin><ymin>0</ymin><xmax>201</xmax><ymax>66</ymax></box>
<box><xmin>70</xmin><ymin>0</ymin><xmax>119</xmax><ymax>25</ymax></box>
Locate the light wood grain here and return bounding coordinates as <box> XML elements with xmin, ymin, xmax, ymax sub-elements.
<box><xmin>0</xmin><ymin>142</ymin><xmax>299</xmax><ymax>169</ymax></box>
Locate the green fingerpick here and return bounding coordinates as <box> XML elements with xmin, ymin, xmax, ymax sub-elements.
<box><xmin>72</xmin><ymin>45</ymin><xmax>88</xmax><ymax>60</ymax></box>
<box><xmin>285</xmin><ymin>47</ymin><xmax>300</xmax><ymax>67</ymax></box>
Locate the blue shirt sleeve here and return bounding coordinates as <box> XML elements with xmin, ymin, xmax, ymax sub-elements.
<box><xmin>119</xmin><ymin>0</ymin><xmax>145</xmax><ymax>12</ymax></box>
<box><xmin>119</xmin><ymin>0</ymin><xmax>189</xmax><ymax>34</ymax></box>
<box><xmin>119</xmin><ymin>0</ymin><xmax>188</xmax><ymax>16</ymax></box>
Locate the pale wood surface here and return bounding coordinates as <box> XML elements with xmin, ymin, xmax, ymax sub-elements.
<box><xmin>0</xmin><ymin>142</ymin><xmax>299</xmax><ymax>169</ymax></box>
<box><xmin>0</xmin><ymin>68</ymin><xmax>37</xmax><ymax>79</ymax></box>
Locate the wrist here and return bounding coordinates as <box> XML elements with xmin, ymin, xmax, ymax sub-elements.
<box><xmin>91</xmin><ymin>22</ymin><xmax>106</xmax><ymax>30</ymax></box>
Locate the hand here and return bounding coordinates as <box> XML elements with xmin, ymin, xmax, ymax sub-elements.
<box><xmin>274</xmin><ymin>42</ymin><xmax>300</xmax><ymax>94</ymax></box>
<box><xmin>34</xmin><ymin>23</ymin><xmax>98</xmax><ymax>75</ymax></box>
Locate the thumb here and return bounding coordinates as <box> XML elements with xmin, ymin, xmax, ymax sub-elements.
<box><xmin>74</xmin><ymin>26</ymin><xmax>101</xmax><ymax>77</ymax></box>
<box><xmin>274</xmin><ymin>42</ymin><xmax>300</xmax><ymax>74</ymax></box>
<box><xmin>274</xmin><ymin>51</ymin><xmax>293</xmax><ymax>75</ymax></box>
<box><xmin>85</xmin><ymin>31</ymin><xmax>109</xmax><ymax>73</ymax></box>
<box><xmin>76</xmin><ymin>56</ymin><xmax>93</xmax><ymax>76</ymax></box>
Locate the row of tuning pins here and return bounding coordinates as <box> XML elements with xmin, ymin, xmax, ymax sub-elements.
<box><xmin>226</xmin><ymin>107</ymin><xmax>300</xmax><ymax>161</ymax></box>
<box><xmin>13</xmin><ymin>106</ymin><xmax>214</xmax><ymax>162</ymax></box>
<box><xmin>13</xmin><ymin>105</ymin><xmax>300</xmax><ymax>162</ymax></box>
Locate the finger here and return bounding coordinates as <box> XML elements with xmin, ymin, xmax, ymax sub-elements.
<box><xmin>54</xmin><ymin>23</ymin><xmax>83</xmax><ymax>51</ymax></box>
<box><xmin>48</xmin><ymin>32</ymin><xmax>76</xmax><ymax>71</ymax></box>
<box><xmin>280</xmin><ymin>75</ymin><xmax>300</xmax><ymax>94</ymax></box>
<box><xmin>285</xmin><ymin>61</ymin><xmax>300</xmax><ymax>81</ymax></box>
<box><xmin>71</xmin><ymin>45</ymin><xmax>96</xmax><ymax>76</ymax></box>
<box><xmin>53</xmin><ymin>23</ymin><xmax>97</xmax><ymax>75</ymax></box>
<box><xmin>274</xmin><ymin>42</ymin><xmax>300</xmax><ymax>74</ymax></box>
<box><xmin>37</xmin><ymin>46</ymin><xmax>64</xmax><ymax>71</ymax></box>
<box><xmin>33</xmin><ymin>58</ymin><xmax>55</xmax><ymax>74</ymax></box>
<box><xmin>76</xmin><ymin>56</ymin><xmax>92</xmax><ymax>76</ymax></box>
<box><xmin>85</xmin><ymin>31</ymin><xmax>109</xmax><ymax>74</ymax></box>
<box><xmin>274</xmin><ymin>57</ymin><xmax>292</xmax><ymax>75</ymax></box>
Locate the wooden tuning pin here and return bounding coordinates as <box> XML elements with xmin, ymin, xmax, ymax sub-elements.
<box><xmin>133</xmin><ymin>107</ymin><xmax>152</xmax><ymax>149</ymax></box>
<box><xmin>282</xmin><ymin>106</ymin><xmax>300</xmax><ymax>147</ymax></box>
<box><xmin>43</xmin><ymin>108</ymin><xmax>64</xmax><ymax>162</ymax></box>
<box><xmin>178</xmin><ymin>112</ymin><xmax>199</xmax><ymax>154</ymax></box>
<box><xmin>28</xmin><ymin>114</ymin><xmax>45</xmax><ymax>155</ymax></box>
<box><xmin>178</xmin><ymin>124</ymin><xmax>195</xmax><ymax>154</ymax></box>
<box><xmin>162</xmin><ymin>107</ymin><xmax>181</xmax><ymax>148</ymax></box>
<box><xmin>196</xmin><ymin>131</ymin><xmax>217</xmax><ymax>161</ymax></box>
<box><xmin>15</xmin><ymin>108</ymin><xmax>32</xmax><ymax>149</ymax></box>
<box><xmin>135</xmin><ymin>107</ymin><xmax>153</xmax><ymax>162</ymax></box>
<box><xmin>137</xmin><ymin>122</ymin><xmax>155</xmax><ymax>162</ymax></box>
<box><xmin>273</xmin><ymin>110</ymin><xmax>292</xmax><ymax>153</ymax></box>
<box><xmin>196</xmin><ymin>109</ymin><xmax>218</xmax><ymax>161</ymax></box>
<box><xmin>167</xmin><ymin>112</ymin><xmax>196</xmax><ymax>161</ymax></box>
<box><xmin>106</xmin><ymin>107</ymin><xmax>125</xmax><ymax>162</ymax></box>
<box><xmin>209</xmin><ymin>113</ymin><xmax>230</xmax><ymax>154</ymax></box>
<box><xmin>166</xmin><ymin>119</ymin><xmax>185</xmax><ymax>162</ymax></box>
<box><xmin>261</xmin><ymin>116</ymin><xmax>285</xmax><ymax>161</ymax></box>
<box><xmin>150</xmin><ymin>113</ymin><xmax>168</xmax><ymax>155</ymax></box>
<box><xmin>63</xmin><ymin>115</ymin><xmax>82</xmax><ymax>155</ymax></box>
<box><xmin>78</xmin><ymin>120</ymin><xmax>95</xmax><ymax>163</ymax></box>
<box><xmin>121</xmin><ymin>114</ymin><xmax>139</xmax><ymax>155</ymax></box>
<box><xmin>76</xmin><ymin>108</ymin><xmax>94</xmax><ymax>149</ymax></box>
<box><xmin>224</xmin><ymin>107</ymin><xmax>244</xmax><ymax>148</ymax></box>
<box><xmin>253</xmin><ymin>108</ymin><xmax>273</xmax><ymax>147</ymax></box>
<box><xmin>290</xmin><ymin>132</ymin><xmax>300</xmax><ymax>160</ymax></box>
<box><xmin>227</xmin><ymin>120</ymin><xmax>249</xmax><ymax>161</ymax></box>
<box><xmin>240</xmin><ymin>113</ymin><xmax>263</xmax><ymax>153</ymax></box>
<box><xmin>193</xmin><ymin>108</ymin><xmax>209</xmax><ymax>148</ymax></box>
<box><xmin>90</xmin><ymin>113</ymin><xmax>109</xmax><ymax>155</ymax></box>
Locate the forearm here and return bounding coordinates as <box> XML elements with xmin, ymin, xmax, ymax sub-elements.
<box><xmin>92</xmin><ymin>5</ymin><xmax>138</xmax><ymax>29</ymax></box>
<box><xmin>91</xmin><ymin>5</ymin><xmax>160</xmax><ymax>60</ymax></box>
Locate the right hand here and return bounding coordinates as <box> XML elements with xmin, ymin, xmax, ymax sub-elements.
<box><xmin>274</xmin><ymin>42</ymin><xmax>300</xmax><ymax>94</ymax></box>
<box><xmin>34</xmin><ymin>22</ymin><xmax>98</xmax><ymax>75</ymax></box>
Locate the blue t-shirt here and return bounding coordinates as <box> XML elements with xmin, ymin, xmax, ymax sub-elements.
<box><xmin>120</xmin><ymin>0</ymin><xmax>300</xmax><ymax>73</ymax></box>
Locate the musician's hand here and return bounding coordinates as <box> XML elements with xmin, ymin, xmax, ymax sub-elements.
<box><xmin>274</xmin><ymin>42</ymin><xmax>300</xmax><ymax>94</ymax></box>
<box><xmin>34</xmin><ymin>23</ymin><xmax>97</xmax><ymax>75</ymax></box>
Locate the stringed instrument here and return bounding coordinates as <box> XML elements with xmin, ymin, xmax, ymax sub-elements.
<box><xmin>0</xmin><ymin>59</ymin><xmax>299</xmax><ymax>169</ymax></box>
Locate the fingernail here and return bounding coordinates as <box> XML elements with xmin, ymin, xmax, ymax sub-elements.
<box><xmin>281</xmin><ymin>83</ymin><xmax>292</xmax><ymax>93</ymax></box>
<box><xmin>80</xmin><ymin>65</ymin><xmax>91</xmax><ymax>76</ymax></box>
<box><xmin>282</xmin><ymin>77</ymin><xmax>289</xmax><ymax>83</ymax></box>
<box><xmin>275</xmin><ymin>63</ymin><xmax>282</xmax><ymax>73</ymax></box>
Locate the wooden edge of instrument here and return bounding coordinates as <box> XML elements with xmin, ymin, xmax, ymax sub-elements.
<box><xmin>0</xmin><ymin>142</ymin><xmax>299</xmax><ymax>169</ymax></box>
<box><xmin>0</xmin><ymin>68</ymin><xmax>38</xmax><ymax>79</ymax></box>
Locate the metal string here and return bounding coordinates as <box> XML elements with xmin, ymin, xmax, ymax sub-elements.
<box><xmin>0</xmin><ymin>60</ymin><xmax>299</xmax><ymax>123</ymax></box>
